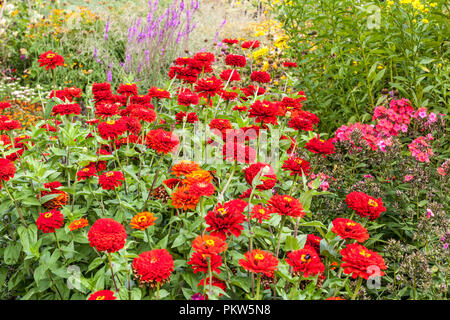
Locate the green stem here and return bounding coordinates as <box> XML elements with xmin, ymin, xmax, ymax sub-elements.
<box><xmin>255</xmin><ymin>273</ymin><xmax>262</xmax><ymax>300</ymax></box>
<box><xmin>108</xmin><ymin>253</ymin><xmax>119</xmax><ymax>292</ymax></box>
<box><xmin>351</xmin><ymin>277</ymin><xmax>363</xmax><ymax>300</ymax></box>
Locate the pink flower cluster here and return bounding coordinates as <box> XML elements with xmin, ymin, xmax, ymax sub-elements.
<box><xmin>308</xmin><ymin>172</ymin><xmax>333</xmax><ymax>191</ymax></box>
<box><xmin>333</xmin><ymin>122</ymin><xmax>380</xmax><ymax>152</ymax></box>
<box><xmin>412</xmin><ymin>107</ymin><xmax>440</xmax><ymax>128</ymax></box>
<box><xmin>408</xmin><ymin>134</ymin><xmax>434</xmax><ymax>163</ymax></box>
<box><xmin>372</xmin><ymin>98</ymin><xmax>414</xmax><ymax>137</ymax></box>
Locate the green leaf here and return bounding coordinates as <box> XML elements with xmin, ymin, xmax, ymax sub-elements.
<box><xmin>284</xmin><ymin>236</ymin><xmax>300</xmax><ymax>251</ymax></box>
<box><xmin>4</xmin><ymin>243</ymin><xmax>22</xmax><ymax>265</ymax></box>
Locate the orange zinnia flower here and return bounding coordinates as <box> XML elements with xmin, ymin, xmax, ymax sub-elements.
<box><xmin>171</xmin><ymin>160</ymin><xmax>200</xmax><ymax>177</ymax></box>
<box><xmin>183</xmin><ymin>169</ymin><xmax>213</xmax><ymax>186</ymax></box>
<box><xmin>68</xmin><ymin>218</ymin><xmax>89</xmax><ymax>231</ymax></box>
<box><xmin>171</xmin><ymin>185</ymin><xmax>200</xmax><ymax>211</ymax></box>
<box><xmin>130</xmin><ymin>211</ymin><xmax>157</xmax><ymax>230</ymax></box>
<box><xmin>191</xmin><ymin>234</ymin><xmax>227</xmax><ymax>257</ymax></box>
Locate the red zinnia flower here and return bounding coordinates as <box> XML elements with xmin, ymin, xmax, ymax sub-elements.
<box><xmin>98</xmin><ymin>171</ymin><xmax>125</xmax><ymax>190</ymax></box>
<box><xmin>225</xmin><ymin>54</ymin><xmax>246</xmax><ymax>67</ymax></box>
<box><xmin>239</xmin><ymin>249</ymin><xmax>278</xmax><ymax>276</ymax></box>
<box><xmin>146</xmin><ymin>129</ymin><xmax>179</xmax><ymax>154</ymax></box>
<box><xmin>131</xmin><ymin>107</ymin><xmax>157</xmax><ymax>123</ymax></box>
<box><xmin>305</xmin><ymin>136</ymin><xmax>335</xmax><ymax>156</ymax></box>
<box><xmin>243</xmin><ymin>162</ymin><xmax>277</xmax><ymax>190</ymax></box>
<box><xmin>187</xmin><ymin>252</ymin><xmax>222</xmax><ymax>274</ymax></box>
<box><xmin>117</xmin><ymin>83</ymin><xmax>138</xmax><ymax>97</ymax></box>
<box><xmin>220</xmin><ymin>69</ymin><xmax>241</xmax><ymax>82</ymax></box>
<box><xmin>191</xmin><ymin>234</ymin><xmax>228</xmax><ymax>257</ymax></box>
<box><xmin>197</xmin><ymin>277</ymin><xmax>226</xmax><ymax>297</ymax></box>
<box><xmin>305</xmin><ymin>234</ymin><xmax>322</xmax><ymax>255</ymax></box>
<box><xmin>283</xmin><ymin>61</ymin><xmax>298</xmax><ymax>68</ymax></box>
<box><xmin>223</xmin><ymin>38</ymin><xmax>239</xmax><ymax>45</ymax></box>
<box><xmin>36</xmin><ymin>210</ymin><xmax>64</xmax><ymax>233</ymax></box>
<box><xmin>345</xmin><ymin>191</ymin><xmax>386</xmax><ymax>221</ymax></box>
<box><xmin>87</xmin><ymin>290</ymin><xmax>117</xmax><ymax>300</ymax></box>
<box><xmin>95</xmin><ymin>103</ymin><xmax>119</xmax><ymax>119</ymax></box>
<box><xmin>205</xmin><ymin>200</ymin><xmax>247</xmax><ymax>240</ymax></box>
<box><xmin>0</xmin><ymin>102</ymin><xmax>11</xmax><ymax>110</ymax></box>
<box><xmin>37</xmin><ymin>50</ymin><xmax>64</xmax><ymax>70</ymax></box>
<box><xmin>189</xmin><ymin>181</ymin><xmax>216</xmax><ymax>197</ymax></box>
<box><xmin>98</xmin><ymin>119</ymin><xmax>127</xmax><ymax>140</ymax></box>
<box><xmin>250</xmin><ymin>71</ymin><xmax>271</xmax><ymax>84</ymax></box>
<box><xmin>177</xmin><ymin>88</ymin><xmax>199</xmax><ymax>106</ymax></box>
<box><xmin>171</xmin><ymin>160</ymin><xmax>201</xmax><ymax>177</ymax></box>
<box><xmin>52</xmin><ymin>103</ymin><xmax>81</xmax><ymax>116</ymax></box>
<box><xmin>331</xmin><ymin>218</ymin><xmax>369</xmax><ymax>243</ymax></box>
<box><xmin>0</xmin><ymin>118</ymin><xmax>21</xmax><ymax>131</ymax></box>
<box><xmin>77</xmin><ymin>166</ymin><xmax>97</xmax><ymax>181</ymax></box>
<box><xmin>285</xmin><ymin>247</ymin><xmax>325</xmax><ymax>278</ymax></box>
<box><xmin>195</xmin><ymin>76</ymin><xmax>224</xmax><ymax>98</ymax></box>
<box><xmin>248</xmin><ymin>100</ymin><xmax>279</xmax><ymax>125</ymax></box>
<box><xmin>223</xmin><ymin>142</ymin><xmax>256</xmax><ymax>164</ymax></box>
<box><xmin>282</xmin><ymin>156</ymin><xmax>311</xmax><ymax>176</ymax></box>
<box><xmin>340</xmin><ymin>243</ymin><xmax>387</xmax><ymax>280</ymax></box>
<box><xmin>148</xmin><ymin>87</ymin><xmax>170</xmax><ymax>99</ymax></box>
<box><xmin>209</xmin><ymin>118</ymin><xmax>233</xmax><ymax>133</ymax></box>
<box><xmin>288</xmin><ymin>111</ymin><xmax>320</xmax><ymax>131</ymax></box>
<box><xmin>0</xmin><ymin>158</ymin><xmax>16</xmax><ymax>181</ymax></box>
<box><xmin>88</xmin><ymin>218</ymin><xmax>127</xmax><ymax>253</ymax></box>
<box><xmin>250</xmin><ymin>205</ymin><xmax>271</xmax><ymax>223</ymax></box>
<box><xmin>132</xmin><ymin>249</ymin><xmax>174</xmax><ymax>287</ymax></box>
<box><xmin>267</xmin><ymin>194</ymin><xmax>305</xmax><ymax>218</ymax></box>
<box><xmin>175</xmin><ymin>111</ymin><xmax>198</xmax><ymax>124</ymax></box>
<box><xmin>241</xmin><ymin>40</ymin><xmax>260</xmax><ymax>49</ymax></box>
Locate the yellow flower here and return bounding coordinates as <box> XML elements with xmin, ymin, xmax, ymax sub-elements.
<box><xmin>421</xmin><ymin>18</ymin><xmax>429</xmax><ymax>24</ymax></box>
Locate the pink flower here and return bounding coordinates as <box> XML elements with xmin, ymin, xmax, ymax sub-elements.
<box><xmin>404</xmin><ymin>174</ymin><xmax>414</xmax><ymax>182</ymax></box>
<box><xmin>426</xmin><ymin>208</ymin><xmax>434</xmax><ymax>219</ymax></box>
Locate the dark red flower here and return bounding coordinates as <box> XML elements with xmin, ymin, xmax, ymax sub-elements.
<box><xmin>175</xmin><ymin>111</ymin><xmax>198</xmax><ymax>124</ymax></box>
<box><xmin>250</xmin><ymin>205</ymin><xmax>271</xmax><ymax>223</ymax></box>
<box><xmin>189</xmin><ymin>181</ymin><xmax>215</xmax><ymax>197</ymax></box>
<box><xmin>248</xmin><ymin>100</ymin><xmax>279</xmax><ymax>125</ymax></box>
<box><xmin>95</xmin><ymin>103</ymin><xmax>119</xmax><ymax>119</ymax></box>
<box><xmin>283</xmin><ymin>61</ymin><xmax>298</xmax><ymax>68</ymax></box>
<box><xmin>77</xmin><ymin>166</ymin><xmax>98</xmax><ymax>181</ymax></box>
<box><xmin>205</xmin><ymin>199</ymin><xmax>247</xmax><ymax>240</ymax></box>
<box><xmin>148</xmin><ymin>87</ymin><xmax>170</xmax><ymax>99</ymax></box>
<box><xmin>88</xmin><ymin>218</ymin><xmax>127</xmax><ymax>253</ymax></box>
<box><xmin>222</xmin><ymin>38</ymin><xmax>239</xmax><ymax>45</ymax></box>
<box><xmin>0</xmin><ymin>102</ymin><xmax>11</xmax><ymax>110</ymax></box>
<box><xmin>131</xmin><ymin>107</ymin><xmax>157</xmax><ymax>123</ymax></box>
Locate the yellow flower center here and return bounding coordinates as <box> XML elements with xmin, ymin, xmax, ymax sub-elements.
<box><xmin>95</xmin><ymin>296</ymin><xmax>105</xmax><ymax>300</ymax></box>
<box><xmin>44</xmin><ymin>212</ymin><xmax>52</xmax><ymax>218</ymax></box>
<box><xmin>150</xmin><ymin>257</ymin><xmax>158</xmax><ymax>263</ymax></box>
<box><xmin>359</xmin><ymin>250</ymin><xmax>371</xmax><ymax>258</ymax></box>
<box><xmin>254</xmin><ymin>253</ymin><xmax>265</xmax><ymax>261</ymax></box>
<box><xmin>138</xmin><ymin>216</ymin><xmax>147</xmax><ymax>223</ymax></box>
<box><xmin>346</xmin><ymin>222</ymin><xmax>356</xmax><ymax>227</ymax></box>
<box><xmin>106</xmin><ymin>172</ymin><xmax>114</xmax><ymax>177</ymax></box>
<box><xmin>217</xmin><ymin>208</ymin><xmax>227</xmax><ymax>216</ymax></box>
<box><xmin>82</xmin><ymin>168</ymin><xmax>90</xmax><ymax>172</ymax></box>
<box><xmin>301</xmin><ymin>254</ymin><xmax>311</xmax><ymax>263</ymax></box>
<box><xmin>46</xmin><ymin>53</ymin><xmax>55</xmax><ymax>59</ymax></box>
<box><xmin>283</xmin><ymin>196</ymin><xmax>292</xmax><ymax>202</ymax></box>
<box><xmin>258</xmin><ymin>209</ymin><xmax>265</xmax><ymax>214</ymax></box>
<box><xmin>205</xmin><ymin>239</ymin><xmax>215</xmax><ymax>247</ymax></box>
<box><xmin>106</xmin><ymin>120</ymin><xmax>115</xmax><ymax>125</ymax></box>
<box><xmin>368</xmin><ymin>199</ymin><xmax>378</xmax><ymax>207</ymax></box>
<box><xmin>295</xmin><ymin>159</ymin><xmax>303</xmax><ymax>164</ymax></box>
